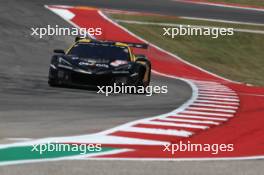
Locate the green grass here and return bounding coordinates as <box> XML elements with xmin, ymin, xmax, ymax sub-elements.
<box><xmin>113</xmin><ymin>14</ymin><xmax>264</xmax><ymax>31</ymax></box>
<box><xmin>111</xmin><ymin>14</ymin><xmax>264</xmax><ymax>86</ymax></box>
<box><xmin>0</xmin><ymin>144</ymin><xmax>116</xmax><ymax>163</ymax></box>
<box><xmin>205</xmin><ymin>0</ymin><xmax>264</xmax><ymax>7</ymax></box>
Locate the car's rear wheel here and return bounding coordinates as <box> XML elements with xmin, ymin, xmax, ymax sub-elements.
<box><xmin>134</xmin><ymin>65</ymin><xmax>146</xmax><ymax>86</ymax></box>
<box><xmin>143</xmin><ymin>62</ymin><xmax>151</xmax><ymax>88</ymax></box>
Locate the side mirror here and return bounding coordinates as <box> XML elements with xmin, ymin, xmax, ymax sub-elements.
<box><xmin>53</xmin><ymin>49</ymin><xmax>65</xmax><ymax>54</ymax></box>
<box><xmin>75</xmin><ymin>36</ymin><xmax>85</xmax><ymax>42</ymax></box>
<box><xmin>75</xmin><ymin>36</ymin><xmax>81</xmax><ymax>42</ymax></box>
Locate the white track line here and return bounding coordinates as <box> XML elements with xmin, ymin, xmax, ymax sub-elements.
<box><xmin>120</xmin><ymin>127</ymin><xmax>193</xmax><ymax>137</ymax></box>
<box><xmin>105</xmin><ymin>7</ymin><xmax>264</xmax><ymax>26</ymax></box>
<box><xmin>180</xmin><ymin>16</ymin><xmax>264</xmax><ymax>26</ymax></box>
<box><xmin>116</xmin><ymin>19</ymin><xmax>264</xmax><ymax>35</ymax></box>
<box><xmin>78</xmin><ymin>134</ymin><xmax>168</xmax><ymax>145</ymax></box>
<box><xmin>80</xmin><ymin>155</ymin><xmax>264</xmax><ymax>161</ymax></box>
<box><xmin>172</xmin><ymin>0</ymin><xmax>264</xmax><ymax>12</ymax></box>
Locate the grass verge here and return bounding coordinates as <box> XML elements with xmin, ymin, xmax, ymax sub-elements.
<box><xmin>205</xmin><ymin>0</ymin><xmax>264</xmax><ymax>7</ymax></box>
<box><xmin>111</xmin><ymin>14</ymin><xmax>264</xmax><ymax>86</ymax></box>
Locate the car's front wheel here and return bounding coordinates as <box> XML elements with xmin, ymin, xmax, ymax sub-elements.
<box><xmin>48</xmin><ymin>68</ymin><xmax>59</xmax><ymax>87</ymax></box>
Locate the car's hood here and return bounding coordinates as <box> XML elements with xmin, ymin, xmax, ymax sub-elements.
<box><xmin>63</xmin><ymin>55</ymin><xmax>112</xmax><ymax>72</ymax></box>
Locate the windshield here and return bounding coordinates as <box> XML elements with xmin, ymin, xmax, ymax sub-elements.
<box><xmin>67</xmin><ymin>43</ymin><xmax>130</xmax><ymax>61</ymax></box>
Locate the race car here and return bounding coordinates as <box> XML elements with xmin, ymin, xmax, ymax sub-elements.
<box><xmin>48</xmin><ymin>37</ymin><xmax>151</xmax><ymax>88</ymax></box>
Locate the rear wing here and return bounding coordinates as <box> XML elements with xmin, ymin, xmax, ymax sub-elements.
<box><xmin>74</xmin><ymin>37</ymin><xmax>148</xmax><ymax>49</ymax></box>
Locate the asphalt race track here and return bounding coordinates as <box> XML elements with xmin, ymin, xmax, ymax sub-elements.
<box><xmin>45</xmin><ymin>0</ymin><xmax>264</xmax><ymax>23</ymax></box>
<box><xmin>0</xmin><ymin>0</ymin><xmax>191</xmax><ymax>143</ymax></box>
<box><xmin>0</xmin><ymin>0</ymin><xmax>263</xmax><ymax>174</ymax></box>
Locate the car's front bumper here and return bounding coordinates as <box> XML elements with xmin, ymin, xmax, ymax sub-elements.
<box><xmin>49</xmin><ymin>66</ymin><xmax>133</xmax><ymax>87</ymax></box>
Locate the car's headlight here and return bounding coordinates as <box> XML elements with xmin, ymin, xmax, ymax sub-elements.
<box><xmin>58</xmin><ymin>57</ymin><xmax>71</xmax><ymax>66</ymax></box>
<box><xmin>58</xmin><ymin>57</ymin><xmax>73</xmax><ymax>70</ymax></box>
<box><xmin>110</xmin><ymin>60</ymin><xmax>128</xmax><ymax>67</ymax></box>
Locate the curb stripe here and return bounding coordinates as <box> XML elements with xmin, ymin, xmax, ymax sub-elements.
<box><xmin>198</xmin><ymin>96</ymin><xmax>239</xmax><ymax>102</ymax></box>
<box><xmin>195</xmin><ymin>99</ymin><xmax>239</xmax><ymax>105</ymax></box>
<box><xmin>187</xmin><ymin>107</ymin><xmax>236</xmax><ymax>113</ymax></box>
<box><xmin>181</xmin><ymin>111</ymin><xmax>233</xmax><ymax>117</ymax></box>
<box><xmin>133</xmin><ymin>123</ymin><xmax>201</xmax><ymax>132</ymax></box>
<box><xmin>119</xmin><ymin>127</ymin><xmax>193</xmax><ymax>137</ymax></box>
<box><xmin>166</xmin><ymin>116</ymin><xmax>220</xmax><ymax>125</ymax></box>
<box><xmin>199</xmin><ymin>94</ymin><xmax>238</xmax><ymax>98</ymax></box>
<box><xmin>191</xmin><ymin>103</ymin><xmax>238</xmax><ymax>109</ymax></box>
<box><xmin>170</xmin><ymin>114</ymin><xmax>227</xmax><ymax>121</ymax></box>
<box><xmin>141</xmin><ymin>120</ymin><xmax>208</xmax><ymax>129</ymax></box>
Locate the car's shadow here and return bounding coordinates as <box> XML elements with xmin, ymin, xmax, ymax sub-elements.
<box><xmin>50</xmin><ymin>84</ymin><xmax>151</xmax><ymax>96</ymax></box>
<box><xmin>50</xmin><ymin>84</ymin><xmax>99</xmax><ymax>91</ymax></box>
